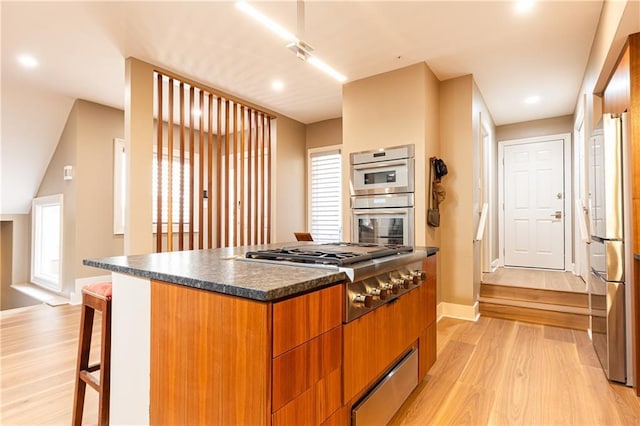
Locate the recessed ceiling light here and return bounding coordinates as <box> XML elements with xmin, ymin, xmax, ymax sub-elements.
<box><xmin>272</xmin><ymin>80</ymin><xmax>284</xmax><ymax>91</ymax></box>
<box><xmin>515</xmin><ymin>0</ymin><xmax>535</xmax><ymax>13</ymax></box>
<box><xmin>17</xmin><ymin>53</ymin><xmax>38</xmax><ymax>69</ymax></box>
<box><xmin>524</xmin><ymin>95</ymin><xmax>540</xmax><ymax>104</ymax></box>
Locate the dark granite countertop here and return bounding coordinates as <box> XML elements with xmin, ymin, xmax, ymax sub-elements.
<box><xmin>635</xmin><ymin>253</ymin><xmax>640</xmax><ymax>261</ymax></box>
<box><xmin>84</xmin><ymin>243</ymin><xmax>439</xmax><ymax>302</ymax></box>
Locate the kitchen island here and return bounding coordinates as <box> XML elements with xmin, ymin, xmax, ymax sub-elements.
<box><xmin>85</xmin><ymin>243</ymin><xmax>438</xmax><ymax>425</ymax></box>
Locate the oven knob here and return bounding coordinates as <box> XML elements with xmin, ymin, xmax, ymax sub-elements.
<box><xmin>382</xmin><ymin>281</ymin><xmax>399</xmax><ymax>295</ymax></box>
<box><xmin>353</xmin><ymin>294</ymin><xmax>372</xmax><ymax>308</ymax></box>
<box><xmin>399</xmin><ymin>276</ymin><xmax>411</xmax><ymax>288</ymax></box>
<box><xmin>414</xmin><ymin>270</ymin><xmax>427</xmax><ymax>281</ymax></box>
<box><xmin>389</xmin><ymin>279</ymin><xmax>402</xmax><ymax>293</ymax></box>
<box><xmin>369</xmin><ymin>287</ymin><xmax>389</xmax><ymax>300</ymax></box>
<box><xmin>410</xmin><ymin>273</ymin><xmax>419</xmax><ymax>285</ymax></box>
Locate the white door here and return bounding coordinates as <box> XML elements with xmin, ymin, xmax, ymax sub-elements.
<box><xmin>504</xmin><ymin>139</ymin><xmax>564</xmax><ymax>269</ymax></box>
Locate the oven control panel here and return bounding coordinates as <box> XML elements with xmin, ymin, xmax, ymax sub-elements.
<box><xmin>345</xmin><ymin>260</ymin><xmax>427</xmax><ymax>323</ymax></box>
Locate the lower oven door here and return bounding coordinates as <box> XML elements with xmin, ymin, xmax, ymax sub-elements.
<box><xmin>352</xmin><ymin>208</ymin><xmax>414</xmax><ymax>246</ymax></box>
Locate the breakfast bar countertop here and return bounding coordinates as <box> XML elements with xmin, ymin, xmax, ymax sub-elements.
<box><xmin>84</xmin><ymin>244</ymin><xmax>438</xmax><ymax>302</ymax></box>
<box><xmin>83</xmin><ymin>244</ymin><xmax>348</xmax><ymax>302</ymax></box>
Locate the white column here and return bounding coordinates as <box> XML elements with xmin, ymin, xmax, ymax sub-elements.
<box><xmin>110</xmin><ymin>272</ymin><xmax>150</xmax><ymax>424</ymax></box>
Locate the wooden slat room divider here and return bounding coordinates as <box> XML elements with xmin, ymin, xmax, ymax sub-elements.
<box><xmin>153</xmin><ymin>72</ymin><xmax>273</xmax><ymax>252</ymax></box>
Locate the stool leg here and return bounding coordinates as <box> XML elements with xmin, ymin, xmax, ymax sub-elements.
<box><xmin>98</xmin><ymin>303</ymin><xmax>112</xmax><ymax>426</ymax></box>
<box><xmin>72</xmin><ymin>304</ymin><xmax>94</xmax><ymax>426</ymax></box>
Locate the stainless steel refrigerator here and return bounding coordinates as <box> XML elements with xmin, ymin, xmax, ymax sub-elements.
<box><xmin>588</xmin><ymin>112</ymin><xmax>633</xmax><ymax>385</ymax></box>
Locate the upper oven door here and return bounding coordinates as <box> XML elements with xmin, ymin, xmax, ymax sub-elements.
<box><xmin>351</xmin><ymin>158</ymin><xmax>415</xmax><ymax>196</ymax></box>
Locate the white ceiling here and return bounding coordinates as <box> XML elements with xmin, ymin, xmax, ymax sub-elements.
<box><xmin>1</xmin><ymin>1</ymin><xmax>604</xmax><ymax>214</ymax></box>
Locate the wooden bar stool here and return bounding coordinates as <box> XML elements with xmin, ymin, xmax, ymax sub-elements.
<box><xmin>72</xmin><ymin>282</ymin><xmax>112</xmax><ymax>426</ymax></box>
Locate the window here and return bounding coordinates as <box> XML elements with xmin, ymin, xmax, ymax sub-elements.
<box><xmin>31</xmin><ymin>194</ymin><xmax>63</xmax><ymax>292</ymax></box>
<box><xmin>308</xmin><ymin>146</ymin><xmax>342</xmax><ymax>242</ymax></box>
<box><xmin>113</xmin><ymin>138</ymin><xmax>126</xmax><ymax>234</ymax></box>
<box><xmin>151</xmin><ymin>153</ymin><xmax>196</xmax><ymax>228</ymax></box>
<box><xmin>113</xmin><ymin>139</ymin><xmax>198</xmax><ymax>234</ymax></box>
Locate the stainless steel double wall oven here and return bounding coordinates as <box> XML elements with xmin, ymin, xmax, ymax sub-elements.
<box><xmin>350</xmin><ymin>144</ymin><xmax>415</xmax><ymax>246</ymax></box>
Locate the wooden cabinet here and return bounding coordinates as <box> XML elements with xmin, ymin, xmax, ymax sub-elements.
<box><xmin>343</xmin><ymin>253</ymin><xmax>438</xmax><ymax>406</ymax></box>
<box><xmin>148</xmin><ymin>253</ymin><xmax>439</xmax><ymax>424</ymax></box>
<box><xmin>272</xmin><ymin>285</ymin><xmax>343</xmax><ymax>425</ymax></box>
<box><xmin>150</xmin><ymin>282</ymin><xmax>271</xmax><ymax>425</ymax></box>
<box><xmin>149</xmin><ymin>282</ymin><xmax>343</xmax><ymax>426</ymax></box>
<box><xmin>343</xmin><ymin>283</ymin><xmax>428</xmax><ymax>403</ymax></box>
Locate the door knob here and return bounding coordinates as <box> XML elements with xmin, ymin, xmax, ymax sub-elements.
<box><xmin>556</xmin><ymin>192</ymin><xmax>563</xmax><ymax>199</ymax></box>
<box><xmin>550</xmin><ymin>211</ymin><xmax>562</xmax><ymax>219</ymax></box>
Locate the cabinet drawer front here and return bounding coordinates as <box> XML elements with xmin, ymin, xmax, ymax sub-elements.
<box><xmin>273</xmin><ymin>284</ymin><xmax>343</xmax><ymax>356</ymax></box>
<box><xmin>272</xmin><ymin>368</ymin><xmax>342</xmax><ymax>426</ymax></box>
<box><xmin>343</xmin><ymin>285</ymin><xmax>427</xmax><ymax>403</ymax></box>
<box><xmin>272</xmin><ymin>326</ymin><xmax>342</xmax><ymax>411</ymax></box>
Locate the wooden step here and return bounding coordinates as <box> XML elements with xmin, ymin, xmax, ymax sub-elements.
<box><xmin>479</xmin><ymin>283</ymin><xmax>589</xmax><ymax>330</ymax></box>
<box><xmin>480</xmin><ymin>283</ymin><xmax>588</xmax><ymax>308</ymax></box>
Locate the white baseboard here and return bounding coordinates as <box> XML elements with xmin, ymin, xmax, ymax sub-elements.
<box><xmin>70</xmin><ymin>274</ymin><xmax>113</xmax><ymax>305</ymax></box>
<box><xmin>11</xmin><ymin>283</ymin><xmax>69</xmax><ymax>306</ymax></box>
<box><xmin>437</xmin><ymin>301</ymin><xmax>480</xmax><ymax>322</ymax></box>
<box><xmin>490</xmin><ymin>259</ymin><xmax>499</xmax><ymax>272</ymax></box>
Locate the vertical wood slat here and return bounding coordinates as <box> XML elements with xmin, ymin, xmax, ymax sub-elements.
<box><xmin>179</xmin><ymin>83</ymin><xmax>185</xmax><ymax>251</ymax></box>
<box><xmin>247</xmin><ymin>110</ymin><xmax>253</xmax><ymax>245</ymax></box>
<box><xmin>208</xmin><ymin>95</ymin><xmax>214</xmax><ymax>249</ymax></box>
<box><xmin>155</xmin><ymin>72</ymin><xmax>273</xmax><ymax>252</ymax></box>
<box><xmin>253</xmin><ymin>110</ymin><xmax>259</xmax><ymax>245</ymax></box>
<box><xmin>233</xmin><ymin>103</ymin><xmax>238</xmax><ymax>247</ymax></box>
<box><xmin>260</xmin><ymin>113</ymin><xmax>265</xmax><ymax>244</ymax></box>
<box><xmin>189</xmin><ymin>86</ymin><xmax>195</xmax><ymax>250</ymax></box>
<box><xmin>266</xmin><ymin>117</ymin><xmax>271</xmax><ymax>243</ymax></box>
<box><xmin>225</xmin><ymin>100</ymin><xmax>230</xmax><ymax>248</ymax></box>
<box><xmin>240</xmin><ymin>106</ymin><xmax>246</xmax><ymax>246</ymax></box>
<box><xmin>167</xmin><ymin>79</ymin><xmax>174</xmax><ymax>251</ymax></box>
<box><xmin>199</xmin><ymin>91</ymin><xmax>205</xmax><ymax>250</ymax></box>
<box><xmin>156</xmin><ymin>74</ymin><xmax>163</xmax><ymax>252</ymax></box>
<box><xmin>216</xmin><ymin>97</ymin><xmax>222</xmax><ymax>248</ymax></box>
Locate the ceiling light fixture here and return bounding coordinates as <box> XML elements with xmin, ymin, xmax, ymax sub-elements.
<box><xmin>272</xmin><ymin>80</ymin><xmax>284</xmax><ymax>91</ymax></box>
<box><xmin>515</xmin><ymin>0</ymin><xmax>535</xmax><ymax>14</ymax></box>
<box><xmin>524</xmin><ymin>95</ymin><xmax>540</xmax><ymax>104</ymax></box>
<box><xmin>236</xmin><ymin>1</ymin><xmax>347</xmax><ymax>83</ymax></box>
<box><xmin>17</xmin><ymin>53</ymin><xmax>38</xmax><ymax>69</ymax></box>
<box><xmin>235</xmin><ymin>1</ymin><xmax>297</xmax><ymax>43</ymax></box>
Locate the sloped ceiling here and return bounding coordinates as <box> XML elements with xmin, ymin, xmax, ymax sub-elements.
<box><xmin>1</xmin><ymin>1</ymin><xmax>605</xmax><ymax>214</ymax></box>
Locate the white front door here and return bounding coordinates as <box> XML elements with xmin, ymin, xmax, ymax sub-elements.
<box><xmin>504</xmin><ymin>139</ymin><xmax>564</xmax><ymax>269</ymax></box>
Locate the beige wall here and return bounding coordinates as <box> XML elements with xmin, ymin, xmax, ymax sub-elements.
<box><xmin>37</xmin><ymin>102</ymin><xmax>79</xmax><ymax>297</ymax></box>
<box><xmin>274</xmin><ymin>116</ymin><xmax>306</xmax><ymax>243</ymax></box>
<box><xmin>36</xmin><ymin>99</ymin><xmax>124</xmax><ymax>297</ymax></box>
<box><xmin>472</xmin><ymin>80</ymin><xmax>496</xmax><ymax>302</ymax></box>
<box><xmin>0</xmin><ymin>215</ymin><xmax>38</xmax><ymax>310</ymax></box>
<box><xmin>496</xmin><ymin>115</ymin><xmax>573</xmax><ymax>142</ymax></box>
<box><xmin>439</xmin><ymin>76</ymin><xmax>474</xmax><ymax>306</ymax></box>
<box><xmin>306</xmin><ymin>118</ymin><xmax>343</xmax><ymax>150</ymax></box>
<box><xmin>342</xmin><ymin>62</ymin><xmax>440</xmax><ymax>247</ymax></box>
<box><xmin>75</xmin><ymin>101</ymin><xmax>125</xmax><ymax>277</ymax></box>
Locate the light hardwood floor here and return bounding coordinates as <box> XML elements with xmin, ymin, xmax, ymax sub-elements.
<box><xmin>1</xmin><ymin>303</ymin><xmax>100</xmax><ymax>425</ymax></box>
<box><xmin>392</xmin><ymin>316</ymin><xmax>640</xmax><ymax>425</ymax></box>
<box><xmin>483</xmin><ymin>267</ymin><xmax>587</xmax><ymax>293</ymax></box>
<box><xmin>2</xmin><ymin>304</ymin><xmax>640</xmax><ymax>425</ymax></box>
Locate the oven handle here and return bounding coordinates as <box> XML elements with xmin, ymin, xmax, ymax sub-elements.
<box><xmin>353</xmin><ymin>208</ymin><xmax>411</xmax><ymax>215</ymax></box>
<box><xmin>351</xmin><ymin>159</ymin><xmax>409</xmax><ymax>170</ymax></box>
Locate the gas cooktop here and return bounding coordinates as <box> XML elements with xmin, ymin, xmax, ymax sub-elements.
<box><xmin>244</xmin><ymin>242</ymin><xmax>413</xmax><ymax>266</ymax></box>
